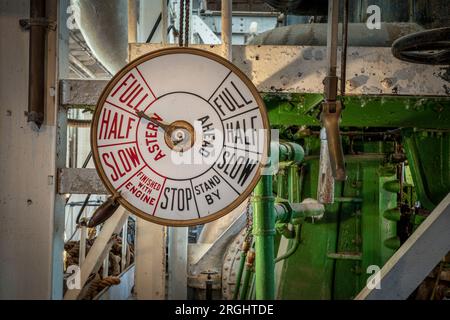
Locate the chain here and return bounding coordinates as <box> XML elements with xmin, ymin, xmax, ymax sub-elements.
<box><xmin>178</xmin><ymin>0</ymin><xmax>190</xmax><ymax>47</ymax></box>
<box><xmin>178</xmin><ymin>0</ymin><xmax>185</xmax><ymax>47</ymax></box>
<box><xmin>184</xmin><ymin>0</ymin><xmax>190</xmax><ymax>47</ymax></box>
<box><xmin>245</xmin><ymin>193</ymin><xmax>254</xmax><ymax>242</ymax></box>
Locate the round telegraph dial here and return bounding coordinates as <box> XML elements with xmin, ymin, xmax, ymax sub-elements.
<box><xmin>91</xmin><ymin>48</ymin><xmax>269</xmax><ymax>226</ymax></box>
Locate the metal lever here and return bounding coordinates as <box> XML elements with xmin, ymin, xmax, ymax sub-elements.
<box><xmin>321</xmin><ymin>100</ymin><xmax>346</xmax><ymax>181</ymax></box>
<box><xmin>317</xmin><ymin>128</ymin><xmax>335</xmax><ymax>203</ymax></box>
<box><xmin>87</xmin><ymin>194</ymin><xmax>121</xmax><ymax>228</ymax></box>
<box><xmin>321</xmin><ymin>0</ymin><xmax>346</xmax><ymax>182</ymax></box>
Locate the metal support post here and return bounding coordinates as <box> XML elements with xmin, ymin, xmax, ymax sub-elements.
<box><xmin>287</xmin><ymin>165</ymin><xmax>299</xmax><ymax>203</ymax></box>
<box><xmin>162</xmin><ymin>0</ymin><xmax>168</xmax><ymax>45</ymax></box>
<box><xmin>102</xmin><ymin>256</ymin><xmax>109</xmax><ymax>278</ymax></box>
<box><xmin>168</xmin><ymin>227</ymin><xmax>188</xmax><ymax>300</ymax></box>
<box><xmin>121</xmin><ymin>219</ymin><xmax>128</xmax><ymax>272</ymax></box>
<box><xmin>221</xmin><ymin>0</ymin><xmax>232</xmax><ymax>61</ymax></box>
<box><xmin>128</xmin><ymin>0</ymin><xmax>138</xmax><ymax>44</ymax></box>
<box><xmin>135</xmin><ymin>219</ymin><xmax>166</xmax><ymax>299</ymax></box>
<box><xmin>79</xmin><ymin>225</ymin><xmax>87</xmax><ymax>266</ymax></box>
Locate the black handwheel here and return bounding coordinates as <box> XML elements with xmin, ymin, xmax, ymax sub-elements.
<box><xmin>391</xmin><ymin>27</ymin><xmax>450</xmax><ymax>65</ymax></box>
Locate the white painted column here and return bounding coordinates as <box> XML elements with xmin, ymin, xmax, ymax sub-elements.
<box><xmin>135</xmin><ymin>218</ymin><xmax>166</xmax><ymax>299</ymax></box>
<box><xmin>168</xmin><ymin>227</ymin><xmax>188</xmax><ymax>299</ymax></box>
<box><xmin>0</xmin><ymin>0</ymin><xmax>60</xmax><ymax>299</ymax></box>
<box><xmin>121</xmin><ymin>220</ymin><xmax>128</xmax><ymax>272</ymax></box>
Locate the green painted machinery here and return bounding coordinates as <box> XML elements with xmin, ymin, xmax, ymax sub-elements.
<box><xmin>232</xmin><ymin>93</ymin><xmax>450</xmax><ymax>300</ymax></box>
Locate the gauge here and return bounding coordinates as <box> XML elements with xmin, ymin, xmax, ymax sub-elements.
<box><xmin>91</xmin><ymin>47</ymin><xmax>269</xmax><ymax>226</ymax></box>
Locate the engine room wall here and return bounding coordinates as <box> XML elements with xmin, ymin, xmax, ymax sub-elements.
<box><xmin>0</xmin><ymin>0</ymin><xmax>59</xmax><ymax>299</ymax></box>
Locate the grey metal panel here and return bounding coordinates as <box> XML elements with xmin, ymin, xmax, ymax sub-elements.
<box><xmin>355</xmin><ymin>193</ymin><xmax>450</xmax><ymax>300</ymax></box>
<box><xmin>60</xmin><ymin>79</ymin><xmax>108</xmax><ymax>107</ymax></box>
<box><xmin>201</xmin><ymin>14</ymin><xmax>277</xmax><ymax>35</ymax></box>
<box><xmin>58</xmin><ymin>168</ymin><xmax>108</xmax><ymax>194</ymax></box>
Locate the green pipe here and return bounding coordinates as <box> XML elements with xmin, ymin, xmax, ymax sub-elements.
<box><xmin>274</xmin><ymin>203</ymin><xmax>291</xmax><ymax>223</ymax></box>
<box><xmin>382</xmin><ymin>180</ymin><xmax>402</xmax><ymax>193</ymax></box>
<box><xmin>279</xmin><ymin>142</ymin><xmax>305</xmax><ymax>164</ymax></box>
<box><xmin>239</xmin><ymin>250</ymin><xmax>255</xmax><ymax>300</ymax></box>
<box><xmin>252</xmin><ymin>142</ymin><xmax>304</xmax><ymax>300</ymax></box>
<box><xmin>233</xmin><ymin>240</ymin><xmax>251</xmax><ymax>300</ymax></box>
<box><xmin>334</xmin><ymin>196</ymin><xmax>363</xmax><ymax>203</ymax></box>
<box><xmin>276</xmin><ymin>169</ymin><xmax>286</xmax><ymax>198</ymax></box>
<box><xmin>403</xmin><ymin>134</ymin><xmax>436</xmax><ymax>209</ymax></box>
<box><xmin>274</xmin><ymin>224</ymin><xmax>302</xmax><ymax>263</ymax></box>
<box><xmin>287</xmin><ymin>165</ymin><xmax>299</xmax><ymax>203</ymax></box>
<box><xmin>383</xmin><ymin>207</ymin><xmax>402</xmax><ymax>222</ymax></box>
<box><xmin>275</xmin><ymin>222</ymin><xmax>295</xmax><ymax>239</ymax></box>
<box><xmin>253</xmin><ymin>175</ymin><xmax>275</xmax><ymax>300</ymax></box>
<box><xmin>249</xmin><ymin>272</ymin><xmax>256</xmax><ymax>300</ymax></box>
<box><xmin>239</xmin><ymin>266</ymin><xmax>252</xmax><ymax>300</ymax></box>
<box><xmin>233</xmin><ymin>252</ymin><xmax>247</xmax><ymax>299</ymax></box>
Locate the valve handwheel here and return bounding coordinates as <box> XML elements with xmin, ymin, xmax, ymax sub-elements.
<box><xmin>91</xmin><ymin>48</ymin><xmax>269</xmax><ymax>226</ymax></box>
<box><xmin>391</xmin><ymin>27</ymin><xmax>450</xmax><ymax>65</ymax></box>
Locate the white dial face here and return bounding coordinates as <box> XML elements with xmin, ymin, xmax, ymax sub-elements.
<box><xmin>92</xmin><ymin>48</ymin><xmax>269</xmax><ymax>226</ymax></box>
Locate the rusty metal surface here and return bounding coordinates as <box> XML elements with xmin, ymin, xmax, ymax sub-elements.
<box><xmin>59</xmin><ymin>45</ymin><xmax>449</xmax><ymax>105</ymax></box>
<box><xmin>249</xmin><ymin>23</ymin><xmax>424</xmax><ymax>47</ymax></box>
<box><xmin>60</xmin><ymin>79</ymin><xmax>108</xmax><ymax>107</ymax></box>
<box><xmin>317</xmin><ymin>128</ymin><xmax>335</xmax><ymax>204</ymax></box>
<box><xmin>57</xmin><ymin>168</ymin><xmax>108</xmax><ymax>194</ymax></box>
<box><xmin>131</xmin><ymin>44</ymin><xmax>449</xmax><ymax>96</ymax></box>
<box><xmin>60</xmin><ymin>44</ymin><xmax>449</xmax><ymax>107</ymax></box>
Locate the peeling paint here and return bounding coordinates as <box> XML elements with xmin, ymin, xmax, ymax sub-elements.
<box><xmin>60</xmin><ymin>44</ymin><xmax>450</xmax><ymax>101</ymax></box>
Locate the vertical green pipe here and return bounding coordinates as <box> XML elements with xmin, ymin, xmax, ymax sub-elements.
<box><xmin>233</xmin><ymin>239</ymin><xmax>251</xmax><ymax>300</ymax></box>
<box><xmin>239</xmin><ymin>265</ymin><xmax>252</xmax><ymax>300</ymax></box>
<box><xmin>277</xmin><ymin>169</ymin><xmax>286</xmax><ymax>198</ymax></box>
<box><xmin>233</xmin><ymin>251</ymin><xmax>247</xmax><ymax>300</ymax></box>
<box><xmin>239</xmin><ymin>250</ymin><xmax>255</xmax><ymax>300</ymax></box>
<box><xmin>249</xmin><ymin>272</ymin><xmax>257</xmax><ymax>300</ymax></box>
<box><xmin>287</xmin><ymin>165</ymin><xmax>299</xmax><ymax>203</ymax></box>
<box><xmin>253</xmin><ymin>175</ymin><xmax>275</xmax><ymax>300</ymax></box>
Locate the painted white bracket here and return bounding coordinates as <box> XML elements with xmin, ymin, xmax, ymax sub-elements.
<box><xmin>355</xmin><ymin>193</ymin><xmax>450</xmax><ymax>300</ymax></box>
